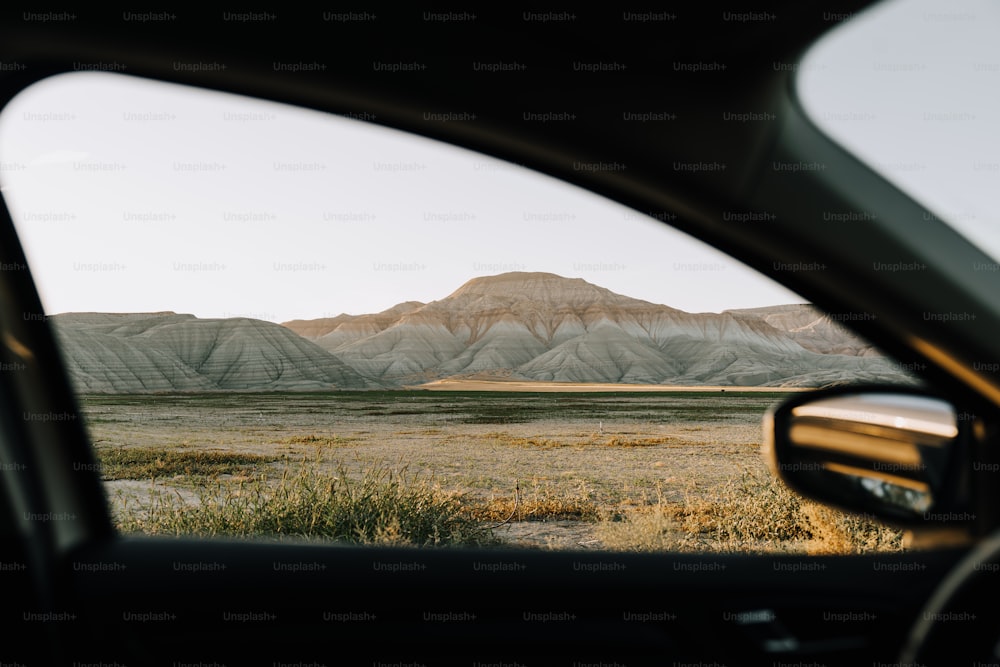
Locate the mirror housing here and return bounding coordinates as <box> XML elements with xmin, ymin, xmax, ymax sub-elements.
<box><xmin>763</xmin><ymin>385</ymin><xmax>975</xmax><ymax>528</ymax></box>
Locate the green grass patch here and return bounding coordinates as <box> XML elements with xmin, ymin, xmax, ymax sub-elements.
<box><xmin>78</xmin><ymin>389</ymin><xmax>790</xmax><ymax>428</ymax></box>
<box><xmin>114</xmin><ymin>462</ymin><xmax>498</xmax><ymax>547</ymax></box>
<box><xmin>96</xmin><ymin>447</ymin><xmax>281</xmax><ymax>480</ymax></box>
<box><xmin>278</xmin><ymin>434</ymin><xmax>358</xmax><ymax>446</ymax></box>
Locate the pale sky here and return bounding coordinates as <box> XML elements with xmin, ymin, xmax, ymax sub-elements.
<box><xmin>798</xmin><ymin>0</ymin><xmax>1000</xmax><ymax>252</ymax></box>
<box><xmin>0</xmin><ymin>0</ymin><xmax>996</xmax><ymax>323</ymax></box>
<box><xmin>0</xmin><ymin>72</ymin><xmax>803</xmax><ymax>322</ymax></box>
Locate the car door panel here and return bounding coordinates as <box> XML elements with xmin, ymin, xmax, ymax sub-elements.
<box><xmin>58</xmin><ymin>537</ymin><xmax>966</xmax><ymax>666</ymax></box>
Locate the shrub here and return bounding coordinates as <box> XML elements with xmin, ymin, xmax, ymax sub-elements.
<box><xmin>597</xmin><ymin>470</ymin><xmax>903</xmax><ymax>554</ymax></box>
<box><xmin>114</xmin><ymin>461</ymin><xmax>497</xmax><ymax>548</ymax></box>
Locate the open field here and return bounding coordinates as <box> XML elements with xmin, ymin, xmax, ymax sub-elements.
<box><xmin>414</xmin><ymin>379</ymin><xmax>815</xmax><ymax>393</ymax></box>
<box><xmin>79</xmin><ymin>390</ymin><xmax>903</xmax><ymax>553</ymax></box>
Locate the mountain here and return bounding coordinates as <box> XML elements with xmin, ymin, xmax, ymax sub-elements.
<box><xmin>724</xmin><ymin>304</ymin><xmax>881</xmax><ymax>356</ymax></box>
<box><xmin>284</xmin><ymin>272</ymin><xmax>914</xmax><ymax>388</ymax></box>
<box><xmin>52</xmin><ymin>273</ymin><xmax>914</xmax><ymax>393</ymax></box>
<box><xmin>50</xmin><ymin>312</ymin><xmax>371</xmax><ymax>393</ymax></box>
<box><xmin>283</xmin><ymin>301</ymin><xmax>425</xmax><ymax>351</ymax></box>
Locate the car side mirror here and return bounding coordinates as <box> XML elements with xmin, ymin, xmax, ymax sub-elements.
<box><xmin>763</xmin><ymin>386</ymin><xmax>975</xmax><ymax>528</ymax></box>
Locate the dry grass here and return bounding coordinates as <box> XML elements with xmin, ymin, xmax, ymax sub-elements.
<box><xmin>96</xmin><ymin>446</ymin><xmax>281</xmax><ymax>481</ymax></box>
<box><xmin>86</xmin><ymin>392</ymin><xmax>904</xmax><ymax>554</ymax></box>
<box><xmin>278</xmin><ymin>434</ymin><xmax>357</xmax><ymax>446</ymax></box>
<box><xmin>501</xmin><ymin>436</ymin><xmax>571</xmax><ymax>449</ymax></box>
<box><xmin>464</xmin><ymin>489</ymin><xmax>601</xmax><ymax>523</ymax></box>
<box><xmin>114</xmin><ymin>458</ymin><xmax>496</xmax><ymax>547</ymax></box>
<box><xmin>477</xmin><ymin>432</ymin><xmax>673</xmax><ymax>449</ymax></box>
<box><xmin>601</xmin><ymin>435</ymin><xmax>673</xmax><ymax>447</ymax></box>
<box><xmin>798</xmin><ymin>501</ymin><xmax>904</xmax><ymax>554</ymax></box>
<box><xmin>597</xmin><ymin>470</ymin><xmax>903</xmax><ymax>554</ymax></box>
<box><xmin>104</xmin><ymin>446</ymin><xmax>903</xmax><ymax>554</ymax></box>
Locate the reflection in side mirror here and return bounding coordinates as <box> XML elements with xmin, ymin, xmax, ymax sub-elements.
<box><xmin>763</xmin><ymin>387</ymin><xmax>974</xmax><ymax>527</ymax></box>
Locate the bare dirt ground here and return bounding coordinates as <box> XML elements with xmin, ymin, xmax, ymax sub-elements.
<box><xmin>82</xmin><ymin>390</ymin><xmax>791</xmax><ymax>550</ymax></box>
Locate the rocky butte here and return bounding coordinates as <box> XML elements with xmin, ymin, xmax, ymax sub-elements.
<box><xmin>51</xmin><ymin>272</ymin><xmax>913</xmax><ymax>393</ymax></box>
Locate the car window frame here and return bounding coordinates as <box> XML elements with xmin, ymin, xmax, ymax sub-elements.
<box><xmin>1</xmin><ymin>6</ymin><xmax>999</xmax><ymax>560</ymax></box>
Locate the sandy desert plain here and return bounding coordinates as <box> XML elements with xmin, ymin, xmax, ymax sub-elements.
<box><xmin>79</xmin><ymin>382</ymin><xmax>904</xmax><ymax>554</ymax></box>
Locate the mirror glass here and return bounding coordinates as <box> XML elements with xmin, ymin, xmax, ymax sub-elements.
<box><xmin>768</xmin><ymin>391</ymin><xmax>968</xmax><ymax>525</ymax></box>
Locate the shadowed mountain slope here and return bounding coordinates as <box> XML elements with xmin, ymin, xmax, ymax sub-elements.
<box><xmin>51</xmin><ymin>312</ymin><xmax>372</xmax><ymax>392</ymax></box>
